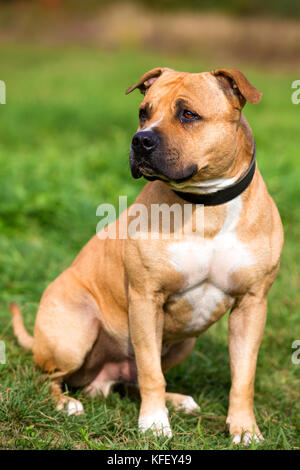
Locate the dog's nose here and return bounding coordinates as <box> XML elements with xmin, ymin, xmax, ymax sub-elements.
<box><xmin>131</xmin><ymin>131</ymin><xmax>159</xmax><ymax>154</ymax></box>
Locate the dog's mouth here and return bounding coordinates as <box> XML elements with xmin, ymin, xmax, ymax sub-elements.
<box><xmin>131</xmin><ymin>160</ymin><xmax>198</xmax><ymax>184</ymax></box>
<box><xmin>139</xmin><ymin>167</ymin><xmax>167</xmax><ymax>182</ymax></box>
<box><xmin>130</xmin><ymin>162</ymin><xmax>157</xmax><ymax>180</ymax></box>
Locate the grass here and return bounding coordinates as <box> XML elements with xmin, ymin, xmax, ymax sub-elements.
<box><xmin>0</xmin><ymin>45</ymin><xmax>299</xmax><ymax>450</ymax></box>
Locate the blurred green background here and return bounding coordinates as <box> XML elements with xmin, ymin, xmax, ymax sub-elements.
<box><xmin>0</xmin><ymin>0</ymin><xmax>299</xmax><ymax>450</ymax></box>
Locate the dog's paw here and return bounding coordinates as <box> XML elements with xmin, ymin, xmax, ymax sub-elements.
<box><xmin>56</xmin><ymin>398</ymin><xmax>84</xmax><ymax>416</ymax></box>
<box><xmin>177</xmin><ymin>396</ymin><xmax>200</xmax><ymax>415</ymax></box>
<box><xmin>66</xmin><ymin>399</ymin><xmax>84</xmax><ymax>416</ymax></box>
<box><xmin>227</xmin><ymin>414</ymin><xmax>264</xmax><ymax>446</ymax></box>
<box><xmin>83</xmin><ymin>380</ymin><xmax>114</xmax><ymax>398</ymax></box>
<box><xmin>139</xmin><ymin>409</ymin><xmax>172</xmax><ymax>438</ymax></box>
<box><xmin>232</xmin><ymin>431</ymin><xmax>264</xmax><ymax>446</ymax></box>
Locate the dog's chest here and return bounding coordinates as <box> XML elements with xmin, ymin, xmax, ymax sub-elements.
<box><xmin>164</xmin><ymin>198</ymin><xmax>254</xmax><ymax>336</ymax></box>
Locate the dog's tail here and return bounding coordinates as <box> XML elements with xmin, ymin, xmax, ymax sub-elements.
<box><xmin>10</xmin><ymin>302</ymin><xmax>34</xmax><ymax>351</ymax></box>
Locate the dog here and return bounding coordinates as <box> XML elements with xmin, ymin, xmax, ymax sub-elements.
<box><xmin>11</xmin><ymin>67</ymin><xmax>283</xmax><ymax>445</ymax></box>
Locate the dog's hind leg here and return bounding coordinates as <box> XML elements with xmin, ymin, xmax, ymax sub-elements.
<box><xmin>33</xmin><ymin>271</ymin><xmax>101</xmax><ymax>415</ymax></box>
<box><xmin>83</xmin><ymin>360</ymin><xmax>138</xmax><ymax>398</ymax></box>
<box><xmin>165</xmin><ymin>392</ymin><xmax>200</xmax><ymax>415</ymax></box>
<box><xmin>162</xmin><ymin>338</ymin><xmax>196</xmax><ymax>372</ymax></box>
<box><xmin>162</xmin><ymin>338</ymin><xmax>200</xmax><ymax>415</ymax></box>
<box><xmin>50</xmin><ymin>377</ymin><xmax>84</xmax><ymax>415</ymax></box>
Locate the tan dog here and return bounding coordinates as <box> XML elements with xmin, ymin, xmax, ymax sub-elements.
<box><xmin>11</xmin><ymin>67</ymin><xmax>283</xmax><ymax>445</ymax></box>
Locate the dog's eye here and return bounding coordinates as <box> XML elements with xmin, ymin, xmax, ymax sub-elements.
<box><xmin>183</xmin><ymin>110</ymin><xmax>194</xmax><ymax>119</ymax></box>
<box><xmin>181</xmin><ymin>109</ymin><xmax>201</xmax><ymax>122</ymax></box>
<box><xmin>139</xmin><ymin>108</ymin><xmax>147</xmax><ymax>121</ymax></box>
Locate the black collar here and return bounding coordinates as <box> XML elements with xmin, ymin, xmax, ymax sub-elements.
<box><xmin>173</xmin><ymin>141</ymin><xmax>256</xmax><ymax>206</ymax></box>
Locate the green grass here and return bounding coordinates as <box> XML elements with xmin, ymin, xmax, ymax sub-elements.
<box><xmin>0</xmin><ymin>45</ymin><xmax>299</xmax><ymax>450</ymax></box>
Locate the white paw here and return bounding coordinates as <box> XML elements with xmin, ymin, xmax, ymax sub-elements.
<box><xmin>66</xmin><ymin>399</ymin><xmax>84</xmax><ymax>416</ymax></box>
<box><xmin>84</xmin><ymin>380</ymin><xmax>114</xmax><ymax>398</ymax></box>
<box><xmin>232</xmin><ymin>432</ymin><xmax>264</xmax><ymax>446</ymax></box>
<box><xmin>242</xmin><ymin>432</ymin><xmax>264</xmax><ymax>446</ymax></box>
<box><xmin>139</xmin><ymin>409</ymin><xmax>172</xmax><ymax>438</ymax></box>
<box><xmin>178</xmin><ymin>396</ymin><xmax>200</xmax><ymax>415</ymax></box>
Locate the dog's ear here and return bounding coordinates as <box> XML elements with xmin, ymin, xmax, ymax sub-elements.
<box><xmin>125</xmin><ymin>67</ymin><xmax>173</xmax><ymax>95</ymax></box>
<box><xmin>211</xmin><ymin>68</ymin><xmax>262</xmax><ymax>108</ymax></box>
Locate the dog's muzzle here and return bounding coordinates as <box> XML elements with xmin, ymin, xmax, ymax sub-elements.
<box><xmin>129</xmin><ymin>130</ymin><xmax>198</xmax><ymax>183</ymax></box>
<box><xmin>130</xmin><ymin>130</ymin><xmax>160</xmax><ymax>179</ymax></box>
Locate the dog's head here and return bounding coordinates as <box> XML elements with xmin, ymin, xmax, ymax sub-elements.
<box><xmin>126</xmin><ymin>67</ymin><xmax>262</xmax><ymax>188</ymax></box>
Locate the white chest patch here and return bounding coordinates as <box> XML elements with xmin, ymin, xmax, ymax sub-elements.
<box><xmin>167</xmin><ymin>197</ymin><xmax>254</xmax><ymax>333</ymax></box>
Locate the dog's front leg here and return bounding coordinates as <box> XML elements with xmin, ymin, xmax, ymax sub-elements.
<box><xmin>227</xmin><ymin>293</ymin><xmax>267</xmax><ymax>445</ymax></box>
<box><xmin>128</xmin><ymin>286</ymin><xmax>171</xmax><ymax>437</ymax></box>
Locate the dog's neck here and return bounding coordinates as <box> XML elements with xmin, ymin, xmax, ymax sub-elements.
<box><xmin>166</xmin><ymin>175</ymin><xmax>237</xmax><ymax>195</ymax></box>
